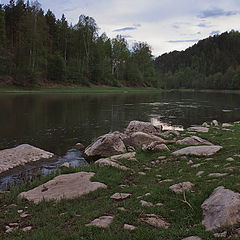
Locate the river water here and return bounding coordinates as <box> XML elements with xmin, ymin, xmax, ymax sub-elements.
<box><xmin>0</xmin><ymin>90</ymin><xmax>240</xmax><ymax>189</ymax></box>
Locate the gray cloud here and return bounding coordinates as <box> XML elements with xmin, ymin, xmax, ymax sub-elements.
<box><xmin>197</xmin><ymin>23</ymin><xmax>211</xmax><ymax>28</ymax></box>
<box><xmin>198</xmin><ymin>8</ymin><xmax>239</xmax><ymax>18</ymax></box>
<box><xmin>210</xmin><ymin>30</ymin><xmax>220</xmax><ymax>35</ymax></box>
<box><xmin>113</xmin><ymin>27</ymin><xmax>137</xmax><ymax>32</ymax></box>
<box><xmin>172</xmin><ymin>24</ymin><xmax>180</xmax><ymax>29</ymax></box>
<box><xmin>168</xmin><ymin>39</ymin><xmax>199</xmax><ymax>43</ymax></box>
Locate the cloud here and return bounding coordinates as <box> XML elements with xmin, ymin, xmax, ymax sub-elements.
<box><xmin>168</xmin><ymin>39</ymin><xmax>199</xmax><ymax>43</ymax></box>
<box><xmin>197</xmin><ymin>23</ymin><xmax>212</xmax><ymax>28</ymax></box>
<box><xmin>172</xmin><ymin>24</ymin><xmax>180</xmax><ymax>29</ymax></box>
<box><xmin>198</xmin><ymin>8</ymin><xmax>239</xmax><ymax>18</ymax></box>
<box><xmin>210</xmin><ymin>30</ymin><xmax>220</xmax><ymax>35</ymax></box>
<box><xmin>113</xmin><ymin>27</ymin><xmax>137</xmax><ymax>32</ymax></box>
<box><xmin>120</xmin><ymin>35</ymin><xmax>133</xmax><ymax>39</ymax></box>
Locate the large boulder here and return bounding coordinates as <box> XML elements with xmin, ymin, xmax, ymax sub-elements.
<box><xmin>0</xmin><ymin>144</ymin><xmax>54</xmax><ymax>174</ymax></box>
<box><xmin>19</xmin><ymin>172</ymin><xmax>107</xmax><ymax>204</ymax></box>
<box><xmin>84</xmin><ymin>132</ymin><xmax>127</xmax><ymax>159</ymax></box>
<box><xmin>176</xmin><ymin>136</ymin><xmax>213</xmax><ymax>146</ymax></box>
<box><xmin>126</xmin><ymin>132</ymin><xmax>170</xmax><ymax>149</ymax></box>
<box><xmin>202</xmin><ymin>186</ymin><xmax>240</xmax><ymax>231</ymax></box>
<box><xmin>172</xmin><ymin>145</ymin><xmax>222</xmax><ymax>156</ymax></box>
<box><xmin>125</xmin><ymin>121</ymin><xmax>162</xmax><ymax>135</ymax></box>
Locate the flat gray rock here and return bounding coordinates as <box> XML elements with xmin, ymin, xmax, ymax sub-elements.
<box><xmin>110</xmin><ymin>193</ymin><xmax>131</xmax><ymax>200</ymax></box>
<box><xmin>176</xmin><ymin>136</ymin><xmax>213</xmax><ymax>146</ymax></box>
<box><xmin>187</xmin><ymin>126</ymin><xmax>209</xmax><ymax>133</ymax></box>
<box><xmin>202</xmin><ymin>186</ymin><xmax>240</xmax><ymax>231</ymax></box>
<box><xmin>19</xmin><ymin>172</ymin><xmax>107</xmax><ymax>203</ymax></box>
<box><xmin>172</xmin><ymin>145</ymin><xmax>222</xmax><ymax>156</ymax></box>
<box><xmin>0</xmin><ymin>144</ymin><xmax>54</xmax><ymax>174</ymax></box>
<box><xmin>142</xmin><ymin>142</ymin><xmax>170</xmax><ymax>152</ymax></box>
<box><xmin>86</xmin><ymin>216</ymin><xmax>114</xmax><ymax>228</ymax></box>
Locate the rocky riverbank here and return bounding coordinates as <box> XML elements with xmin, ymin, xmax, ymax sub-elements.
<box><xmin>1</xmin><ymin>120</ymin><xmax>240</xmax><ymax>239</ymax></box>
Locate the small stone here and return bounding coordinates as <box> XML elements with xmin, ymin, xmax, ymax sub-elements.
<box><xmin>119</xmin><ymin>184</ymin><xmax>128</xmax><ymax>188</ymax></box>
<box><xmin>226</xmin><ymin>157</ymin><xmax>234</xmax><ymax>161</ymax></box>
<box><xmin>17</xmin><ymin>210</ymin><xmax>23</xmax><ymax>213</ymax></box>
<box><xmin>191</xmin><ymin>163</ymin><xmax>201</xmax><ymax>168</ymax></box>
<box><xmin>144</xmin><ymin>167</ymin><xmax>151</xmax><ymax>171</ymax></box>
<box><xmin>118</xmin><ymin>207</ymin><xmax>126</xmax><ymax>211</ymax></box>
<box><xmin>158</xmin><ymin>156</ymin><xmax>166</xmax><ymax>160</ymax></box>
<box><xmin>182</xmin><ymin>236</ymin><xmax>202</xmax><ymax>240</ymax></box>
<box><xmin>60</xmin><ymin>162</ymin><xmax>70</xmax><ymax>168</ymax></box>
<box><xmin>9</xmin><ymin>223</ymin><xmax>19</xmax><ymax>227</ymax></box>
<box><xmin>169</xmin><ymin>182</ymin><xmax>194</xmax><ymax>194</ymax></box>
<box><xmin>137</xmin><ymin>192</ymin><xmax>151</xmax><ymax>199</ymax></box>
<box><xmin>211</xmin><ymin>120</ymin><xmax>219</xmax><ymax>126</ymax></box>
<box><xmin>196</xmin><ymin>171</ymin><xmax>204</xmax><ymax>177</ymax></box>
<box><xmin>187</xmin><ymin>160</ymin><xmax>193</xmax><ymax>165</ymax></box>
<box><xmin>208</xmin><ymin>173</ymin><xmax>228</xmax><ymax>177</ymax></box>
<box><xmin>222</xmin><ymin>123</ymin><xmax>233</xmax><ymax>127</ymax></box>
<box><xmin>22</xmin><ymin>226</ymin><xmax>32</xmax><ymax>232</ymax></box>
<box><xmin>138</xmin><ymin>172</ymin><xmax>146</xmax><ymax>176</ymax></box>
<box><xmin>75</xmin><ymin>143</ymin><xmax>85</xmax><ymax>149</ymax></box>
<box><xmin>205</xmin><ymin>158</ymin><xmax>213</xmax><ymax>161</ymax></box>
<box><xmin>110</xmin><ymin>193</ymin><xmax>132</xmax><ymax>200</ymax></box>
<box><xmin>159</xmin><ymin>179</ymin><xmax>173</xmax><ymax>183</ymax></box>
<box><xmin>156</xmin><ymin>174</ymin><xmax>162</xmax><ymax>178</ymax></box>
<box><xmin>139</xmin><ymin>214</ymin><xmax>170</xmax><ymax>228</ymax></box>
<box><xmin>140</xmin><ymin>200</ymin><xmax>154</xmax><ymax>207</ymax></box>
<box><xmin>187</xmin><ymin>126</ymin><xmax>209</xmax><ymax>133</ymax></box>
<box><xmin>123</xmin><ymin>224</ymin><xmax>136</xmax><ymax>231</ymax></box>
<box><xmin>5</xmin><ymin>227</ymin><xmax>15</xmax><ymax>233</ymax></box>
<box><xmin>202</xmin><ymin>122</ymin><xmax>210</xmax><ymax>127</ymax></box>
<box><xmin>20</xmin><ymin>212</ymin><xmax>30</xmax><ymax>218</ymax></box>
<box><xmin>86</xmin><ymin>216</ymin><xmax>114</xmax><ymax>228</ymax></box>
<box><xmin>156</xmin><ymin>202</ymin><xmax>164</xmax><ymax>206</ymax></box>
<box><xmin>180</xmin><ymin>156</ymin><xmax>188</xmax><ymax>161</ymax></box>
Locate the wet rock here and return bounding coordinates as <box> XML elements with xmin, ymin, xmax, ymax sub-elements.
<box><xmin>127</xmin><ymin>132</ymin><xmax>168</xmax><ymax>149</ymax></box>
<box><xmin>176</xmin><ymin>136</ymin><xmax>213</xmax><ymax>146</ymax></box>
<box><xmin>86</xmin><ymin>216</ymin><xmax>114</xmax><ymax>228</ymax></box>
<box><xmin>123</xmin><ymin>224</ymin><xmax>136</xmax><ymax>231</ymax></box>
<box><xmin>139</xmin><ymin>214</ymin><xmax>170</xmax><ymax>228</ymax></box>
<box><xmin>172</xmin><ymin>145</ymin><xmax>222</xmax><ymax>156</ymax></box>
<box><xmin>0</xmin><ymin>144</ymin><xmax>54</xmax><ymax>174</ymax></box>
<box><xmin>142</xmin><ymin>142</ymin><xmax>170</xmax><ymax>152</ymax></box>
<box><xmin>110</xmin><ymin>193</ymin><xmax>131</xmax><ymax>200</ymax></box>
<box><xmin>187</xmin><ymin>126</ymin><xmax>209</xmax><ymax>133</ymax></box>
<box><xmin>19</xmin><ymin>172</ymin><xmax>107</xmax><ymax>203</ymax></box>
<box><xmin>202</xmin><ymin>186</ymin><xmax>240</xmax><ymax>231</ymax></box>
<box><xmin>182</xmin><ymin>237</ymin><xmax>202</xmax><ymax>240</ymax></box>
<box><xmin>169</xmin><ymin>182</ymin><xmax>194</xmax><ymax>194</ymax></box>
<box><xmin>125</xmin><ymin>120</ymin><xmax>162</xmax><ymax>135</ymax></box>
<box><xmin>84</xmin><ymin>132</ymin><xmax>127</xmax><ymax>159</ymax></box>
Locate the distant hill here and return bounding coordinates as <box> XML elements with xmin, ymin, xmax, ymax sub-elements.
<box><xmin>155</xmin><ymin>31</ymin><xmax>240</xmax><ymax>89</ymax></box>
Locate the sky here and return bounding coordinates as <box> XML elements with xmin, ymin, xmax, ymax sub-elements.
<box><xmin>1</xmin><ymin>0</ymin><xmax>240</xmax><ymax>56</ymax></box>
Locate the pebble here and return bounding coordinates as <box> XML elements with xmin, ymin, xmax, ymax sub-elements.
<box><xmin>123</xmin><ymin>224</ymin><xmax>136</xmax><ymax>231</ymax></box>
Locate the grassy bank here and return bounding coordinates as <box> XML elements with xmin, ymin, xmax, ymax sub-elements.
<box><xmin>1</xmin><ymin>123</ymin><xmax>240</xmax><ymax>239</ymax></box>
<box><xmin>0</xmin><ymin>86</ymin><xmax>161</xmax><ymax>94</ymax></box>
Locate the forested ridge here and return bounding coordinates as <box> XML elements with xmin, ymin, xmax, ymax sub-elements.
<box><xmin>0</xmin><ymin>0</ymin><xmax>157</xmax><ymax>87</ymax></box>
<box><xmin>155</xmin><ymin>31</ymin><xmax>240</xmax><ymax>90</ymax></box>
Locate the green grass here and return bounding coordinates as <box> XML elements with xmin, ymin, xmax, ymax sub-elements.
<box><xmin>1</xmin><ymin>123</ymin><xmax>240</xmax><ymax>239</ymax></box>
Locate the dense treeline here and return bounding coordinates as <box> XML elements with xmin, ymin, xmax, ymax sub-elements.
<box><xmin>155</xmin><ymin>31</ymin><xmax>240</xmax><ymax>90</ymax></box>
<box><xmin>0</xmin><ymin>0</ymin><xmax>157</xmax><ymax>87</ymax></box>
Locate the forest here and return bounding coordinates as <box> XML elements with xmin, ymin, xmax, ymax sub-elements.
<box><xmin>0</xmin><ymin>0</ymin><xmax>157</xmax><ymax>87</ymax></box>
<box><xmin>155</xmin><ymin>30</ymin><xmax>240</xmax><ymax>90</ymax></box>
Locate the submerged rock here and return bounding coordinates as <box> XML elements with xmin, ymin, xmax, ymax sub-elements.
<box><xmin>202</xmin><ymin>186</ymin><xmax>240</xmax><ymax>231</ymax></box>
<box><xmin>125</xmin><ymin>120</ymin><xmax>162</xmax><ymax>135</ymax></box>
<box><xmin>172</xmin><ymin>145</ymin><xmax>222</xmax><ymax>156</ymax></box>
<box><xmin>0</xmin><ymin>144</ymin><xmax>54</xmax><ymax>174</ymax></box>
<box><xmin>19</xmin><ymin>172</ymin><xmax>107</xmax><ymax>203</ymax></box>
<box><xmin>176</xmin><ymin>136</ymin><xmax>213</xmax><ymax>146</ymax></box>
<box><xmin>84</xmin><ymin>132</ymin><xmax>127</xmax><ymax>159</ymax></box>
